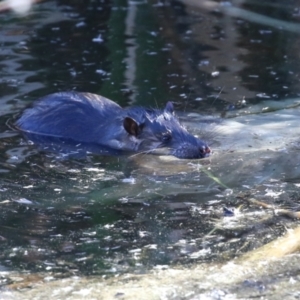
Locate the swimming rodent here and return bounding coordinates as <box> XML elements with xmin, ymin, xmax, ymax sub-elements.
<box><xmin>15</xmin><ymin>92</ymin><xmax>211</xmax><ymax>159</ymax></box>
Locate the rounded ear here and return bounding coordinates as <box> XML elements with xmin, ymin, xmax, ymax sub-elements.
<box><xmin>123</xmin><ymin>117</ymin><xmax>139</xmax><ymax>136</ymax></box>
<box><xmin>164</xmin><ymin>101</ymin><xmax>174</xmax><ymax>114</ymax></box>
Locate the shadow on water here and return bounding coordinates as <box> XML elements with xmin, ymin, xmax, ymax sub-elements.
<box><xmin>0</xmin><ymin>127</ymin><xmax>217</xmax><ymax>276</ymax></box>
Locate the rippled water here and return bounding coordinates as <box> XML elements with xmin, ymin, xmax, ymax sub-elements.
<box><xmin>1</xmin><ymin>0</ymin><xmax>300</xmax><ymax>298</ymax></box>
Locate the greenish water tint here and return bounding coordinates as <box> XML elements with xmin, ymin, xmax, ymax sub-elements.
<box><xmin>0</xmin><ymin>0</ymin><xmax>300</xmax><ymax>293</ymax></box>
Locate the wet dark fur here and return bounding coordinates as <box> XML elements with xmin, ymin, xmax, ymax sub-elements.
<box><xmin>15</xmin><ymin>92</ymin><xmax>211</xmax><ymax>159</ymax></box>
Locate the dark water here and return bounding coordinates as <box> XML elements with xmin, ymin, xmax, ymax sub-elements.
<box><xmin>0</xmin><ymin>0</ymin><xmax>300</xmax><ymax>281</ymax></box>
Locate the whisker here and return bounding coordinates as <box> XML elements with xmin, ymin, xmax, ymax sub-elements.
<box><xmin>128</xmin><ymin>146</ymin><xmax>169</xmax><ymax>158</ymax></box>
<box><xmin>210</xmin><ymin>86</ymin><xmax>224</xmax><ymax>107</ymax></box>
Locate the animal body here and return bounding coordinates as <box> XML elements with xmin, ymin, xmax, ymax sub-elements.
<box><xmin>15</xmin><ymin>92</ymin><xmax>211</xmax><ymax>159</ymax></box>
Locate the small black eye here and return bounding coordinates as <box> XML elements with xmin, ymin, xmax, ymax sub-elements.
<box><xmin>162</xmin><ymin>131</ymin><xmax>172</xmax><ymax>142</ymax></box>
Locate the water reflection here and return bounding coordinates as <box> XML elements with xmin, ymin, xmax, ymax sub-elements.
<box><xmin>0</xmin><ymin>0</ymin><xmax>300</xmax><ymax>292</ymax></box>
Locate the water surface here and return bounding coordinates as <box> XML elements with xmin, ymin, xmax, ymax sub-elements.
<box><xmin>1</xmin><ymin>0</ymin><xmax>300</xmax><ymax>298</ymax></box>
